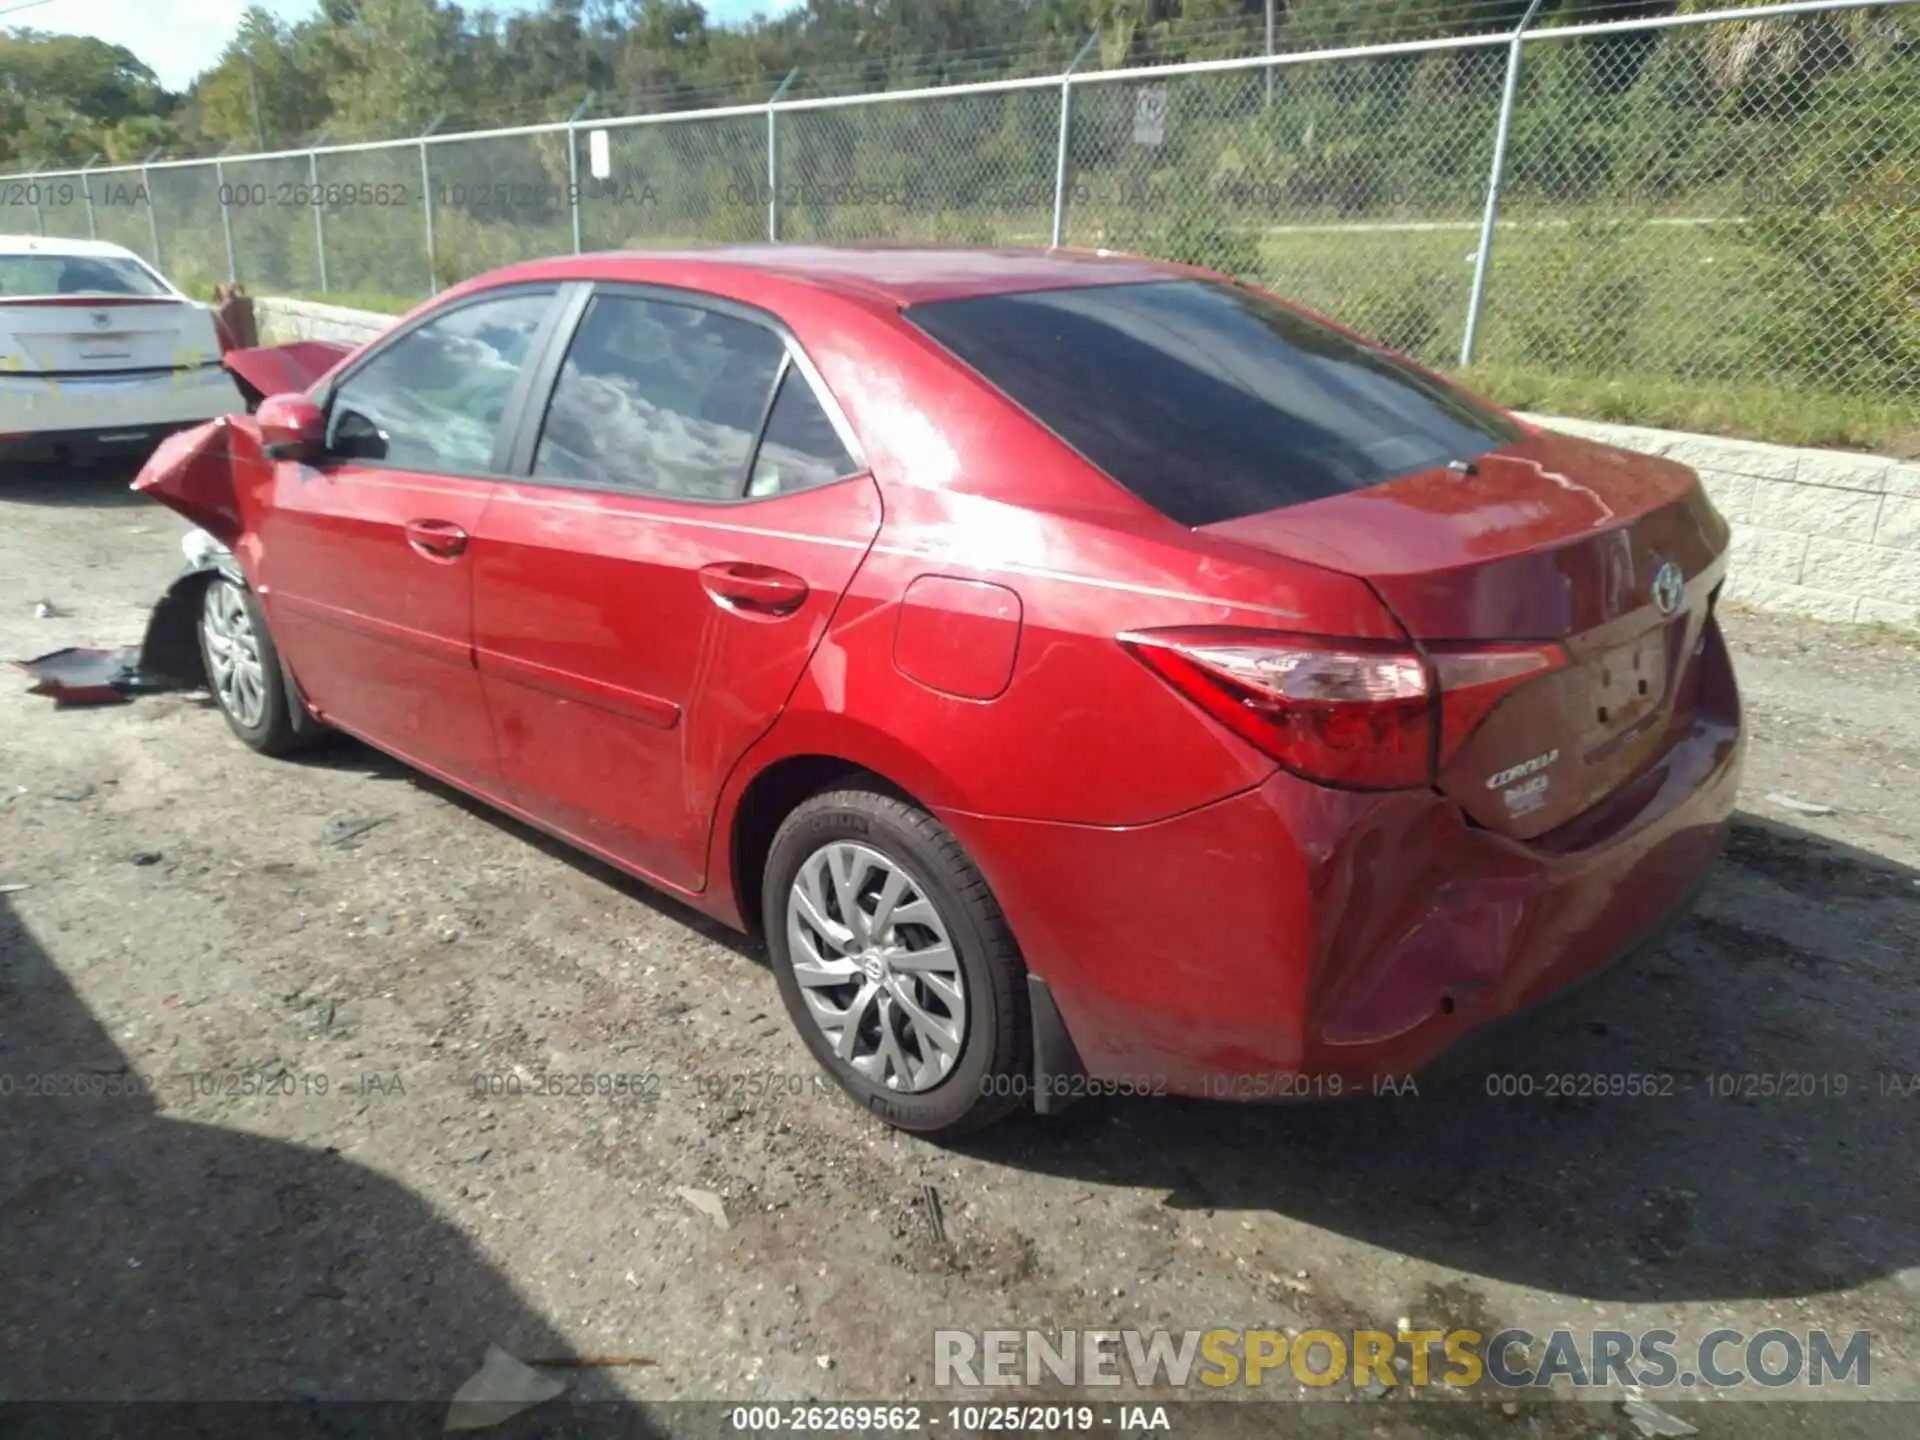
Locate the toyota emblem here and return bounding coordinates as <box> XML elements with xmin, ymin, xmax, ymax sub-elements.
<box><xmin>1650</xmin><ymin>561</ymin><xmax>1685</xmax><ymax>616</ymax></box>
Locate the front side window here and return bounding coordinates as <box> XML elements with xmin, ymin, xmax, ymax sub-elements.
<box><xmin>533</xmin><ymin>294</ymin><xmax>788</xmax><ymax>500</ymax></box>
<box><xmin>326</xmin><ymin>290</ymin><xmax>553</xmax><ymax>474</ymax></box>
<box><xmin>907</xmin><ymin>279</ymin><xmax>1523</xmax><ymax>527</ymax></box>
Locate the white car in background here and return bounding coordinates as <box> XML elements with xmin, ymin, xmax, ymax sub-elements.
<box><xmin>1</xmin><ymin>236</ymin><xmax>244</xmax><ymax>466</ymax></box>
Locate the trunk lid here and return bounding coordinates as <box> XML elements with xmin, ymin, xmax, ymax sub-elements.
<box><xmin>0</xmin><ymin>298</ymin><xmax>221</xmax><ymax>375</ymax></box>
<box><xmin>1203</xmin><ymin>428</ymin><xmax>1731</xmax><ymax>839</ymax></box>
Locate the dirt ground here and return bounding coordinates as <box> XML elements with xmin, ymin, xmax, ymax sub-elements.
<box><xmin>3</xmin><ymin>461</ymin><xmax>1917</xmax><ymax>1438</ymax></box>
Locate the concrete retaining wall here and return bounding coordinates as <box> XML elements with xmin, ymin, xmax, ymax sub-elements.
<box><xmin>257</xmin><ymin>297</ymin><xmax>398</xmax><ymax>349</ymax></box>
<box><xmin>254</xmin><ymin>297</ymin><xmax>1918</xmax><ymax>630</ymax></box>
<box><xmin>1522</xmin><ymin>414</ymin><xmax>1920</xmax><ymax>630</ymax></box>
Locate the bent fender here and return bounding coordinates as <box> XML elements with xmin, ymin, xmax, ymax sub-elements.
<box><xmin>131</xmin><ymin>416</ymin><xmax>260</xmax><ymax>547</ymax></box>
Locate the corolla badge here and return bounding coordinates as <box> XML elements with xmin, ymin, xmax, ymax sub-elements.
<box><xmin>1486</xmin><ymin>750</ymin><xmax>1558</xmax><ymax>790</ymax></box>
<box><xmin>1650</xmin><ymin>560</ymin><xmax>1685</xmax><ymax>616</ymax></box>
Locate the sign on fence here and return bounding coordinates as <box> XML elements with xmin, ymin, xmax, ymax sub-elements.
<box><xmin>1132</xmin><ymin>86</ymin><xmax>1167</xmax><ymax>147</ymax></box>
<box><xmin>588</xmin><ymin>130</ymin><xmax>612</xmax><ymax>181</ymax></box>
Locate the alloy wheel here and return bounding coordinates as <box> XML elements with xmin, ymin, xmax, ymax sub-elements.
<box><xmin>201</xmin><ymin>580</ymin><xmax>268</xmax><ymax>730</ymax></box>
<box><xmin>785</xmin><ymin>842</ymin><xmax>967</xmax><ymax>1092</ymax></box>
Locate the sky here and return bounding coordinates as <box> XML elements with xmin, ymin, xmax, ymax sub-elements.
<box><xmin>4</xmin><ymin>0</ymin><xmax>780</xmax><ymax>92</ymax></box>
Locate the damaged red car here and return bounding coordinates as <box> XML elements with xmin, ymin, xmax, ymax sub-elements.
<box><xmin>129</xmin><ymin>246</ymin><xmax>1743</xmax><ymax>1136</ymax></box>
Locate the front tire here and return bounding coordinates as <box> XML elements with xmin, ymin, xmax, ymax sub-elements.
<box><xmin>198</xmin><ymin>576</ymin><xmax>316</xmax><ymax>756</ymax></box>
<box><xmin>763</xmin><ymin>788</ymin><xmax>1031</xmax><ymax>1138</ymax></box>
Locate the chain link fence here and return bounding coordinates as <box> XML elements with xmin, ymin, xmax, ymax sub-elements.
<box><xmin>2</xmin><ymin>0</ymin><xmax>1913</xmax><ymax>440</ymax></box>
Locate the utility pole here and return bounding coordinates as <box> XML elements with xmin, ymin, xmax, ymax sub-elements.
<box><xmin>244</xmin><ymin>47</ymin><xmax>266</xmax><ymax>150</ymax></box>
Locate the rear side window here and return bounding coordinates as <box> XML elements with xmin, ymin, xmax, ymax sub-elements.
<box><xmin>906</xmin><ymin>280</ymin><xmax>1522</xmax><ymax>527</ymax></box>
<box><xmin>748</xmin><ymin>370</ymin><xmax>860</xmax><ymax>497</ymax></box>
<box><xmin>534</xmin><ymin>294</ymin><xmax>787</xmax><ymax>500</ymax></box>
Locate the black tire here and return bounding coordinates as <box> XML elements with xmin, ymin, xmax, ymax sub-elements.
<box><xmin>763</xmin><ymin>787</ymin><xmax>1032</xmax><ymax>1138</ymax></box>
<box><xmin>197</xmin><ymin>575</ymin><xmax>322</xmax><ymax>757</ymax></box>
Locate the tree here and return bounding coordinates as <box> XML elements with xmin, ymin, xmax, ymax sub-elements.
<box><xmin>324</xmin><ymin>0</ymin><xmax>469</xmax><ymax>136</ymax></box>
<box><xmin>0</xmin><ymin>29</ymin><xmax>178</xmax><ymax>166</ymax></box>
<box><xmin>190</xmin><ymin>8</ymin><xmax>333</xmax><ymax>150</ymax></box>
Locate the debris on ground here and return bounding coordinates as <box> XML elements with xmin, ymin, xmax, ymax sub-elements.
<box><xmin>32</xmin><ymin>599</ymin><xmax>67</xmax><ymax>619</ymax></box>
<box><xmin>0</xmin><ymin>882</ymin><xmax>30</xmax><ymax>895</ymax></box>
<box><xmin>321</xmin><ymin>815</ymin><xmax>390</xmax><ymax>849</ymax></box>
<box><xmin>444</xmin><ymin>1343</ymin><xmax>566</xmax><ymax>1431</ymax></box>
<box><xmin>15</xmin><ymin>642</ymin><xmax>198</xmax><ymax>705</ymax></box>
<box><xmin>1621</xmin><ymin>1397</ymin><xmax>1699</xmax><ymax>1437</ymax></box>
<box><xmin>524</xmin><ymin>1355</ymin><xmax>657</xmax><ymax>1368</ymax></box>
<box><xmin>921</xmin><ymin>1183</ymin><xmax>947</xmax><ymax>1248</ymax></box>
<box><xmin>130</xmin><ymin>851</ymin><xmax>163</xmax><ymax>867</ymax></box>
<box><xmin>16</xmin><ymin>647</ymin><xmax>145</xmax><ymax>705</ymax></box>
<box><xmin>1764</xmin><ymin>792</ymin><xmax>1837</xmax><ymax>817</ymax></box>
<box><xmin>673</xmin><ymin>1186</ymin><xmax>730</xmax><ymax>1231</ymax></box>
<box><xmin>52</xmin><ymin>784</ymin><xmax>95</xmax><ymax>802</ymax></box>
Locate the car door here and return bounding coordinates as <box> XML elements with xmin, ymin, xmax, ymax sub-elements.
<box><xmin>471</xmin><ymin>286</ymin><xmax>882</xmax><ymax>894</ymax></box>
<box><xmin>255</xmin><ymin>284</ymin><xmax>570</xmax><ymax>790</ymax></box>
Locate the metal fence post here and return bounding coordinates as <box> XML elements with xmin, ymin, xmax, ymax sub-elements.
<box><xmin>143</xmin><ymin>150</ymin><xmax>164</xmax><ymax>270</ymax></box>
<box><xmin>1265</xmin><ymin>0</ymin><xmax>1276</xmax><ymax>108</ymax></box>
<box><xmin>1051</xmin><ymin>31</ymin><xmax>1101</xmax><ymax>248</ymax></box>
<box><xmin>567</xmin><ymin>92</ymin><xmax>596</xmax><ymax>255</ymax></box>
<box><xmin>421</xmin><ymin>115</ymin><xmax>445</xmax><ymax>294</ymax></box>
<box><xmin>1460</xmin><ymin>0</ymin><xmax>1544</xmax><ymax>368</ymax></box>
<box><xmin>766</xmin><ymin>69</ymin><xmax>799</xmax><ymax>242</ymax></box>
<box><xmin>214</xmin><ymin>154</ymin><xmax>239</xmax><ymax>284</ymax></box>
<box><xmin>309</xmin><ymin>149</ymin><xmax>329</xmax><ymax>293</ymax></box>
<box><xmin>81</xmin><ymin>155</ymin><xmax>98</xmax><ymax>239</ymax></box>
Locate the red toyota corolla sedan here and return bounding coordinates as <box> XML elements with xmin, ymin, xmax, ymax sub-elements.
<box><xmin>133</xmin><ymin>245</ymin><xmax>1743</xmax><ymax>1136</ymax></box>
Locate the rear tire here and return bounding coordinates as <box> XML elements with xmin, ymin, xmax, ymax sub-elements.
<box><xmin>763</xmin><ymin>788</ymin><xmax>1031</xmax><ymax>1138</ymax></box>
<box><xmin>198</xmin><ymin>575</ymin><xmax>319</xmax><ymax>756</ymax></box>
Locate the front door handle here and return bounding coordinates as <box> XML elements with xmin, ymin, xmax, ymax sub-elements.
<box><xmin>405</xmin><ymin>519</ymin><xmax>468</xmax><ymax>560</ymax></box>
<box><xmin>699</xmin><ymin>561</ymin><xmax>809</xmax><ymax>617</ymax></box>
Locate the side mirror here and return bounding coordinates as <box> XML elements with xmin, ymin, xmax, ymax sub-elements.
<box><xmin>257</xmin><ymin>393</ymin><xmax>326</xmax><ymax>462</ymax></box>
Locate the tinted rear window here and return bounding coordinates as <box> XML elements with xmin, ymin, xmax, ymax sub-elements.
<box><xmin>0</xmin><ymin>255</ymin><xmax>169</xmax><ymax>298</ymax></box>
<box><xmin>906</xmin><ymin>279</ymin><xmax>1522</xmax><ymax>526</ymax></box>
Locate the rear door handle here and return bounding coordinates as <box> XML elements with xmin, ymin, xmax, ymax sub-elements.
<box><xmin>405</xmin><ymin>518</ymin><xmax>468</xmax><ymax>560</ymax></box>
<box><xmin>699</xmin><ymin>561</ymin><xmax>809</xmax><ymax>617</ymax></box>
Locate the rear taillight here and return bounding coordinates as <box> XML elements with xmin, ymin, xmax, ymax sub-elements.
<box><xmin>1120</xmin><ymin>628</ymin><xmax>1565</xmax><ymax>791</ymax></box>
<box><xmin>1121</xmin><ymin>628</ymin><xmax>1431</xmax><ymax>789</ymax></box>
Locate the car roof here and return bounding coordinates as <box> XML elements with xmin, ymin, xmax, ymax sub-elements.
<box><xmin>0</xmin><ymin>234</ymin><xmax>150</xmax><ymax>263</ymax></box>
<box><xmin>493</xmin><ymin>244</ymin><xmax>1196</xmax><ymax>307</ymax></box>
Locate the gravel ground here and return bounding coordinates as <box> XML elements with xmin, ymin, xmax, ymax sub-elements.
<box><xmin>2</xmin><ymin>462</ymin><xmax>1917</xmax><ymax>1438</ymax></box>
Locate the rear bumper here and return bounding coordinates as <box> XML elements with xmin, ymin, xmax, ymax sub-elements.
<box><xmin>945</xmin><ymin>622</ymin><xmax>1744</xmax><ymax>1099</ymax></box>
<box><xmin>0</xmin><ymin>365</ymin><xmax>243</xmax><ymax>460</ymax></box>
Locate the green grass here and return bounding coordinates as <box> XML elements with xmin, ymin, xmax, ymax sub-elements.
<box><xmin>1462</xmin><ymin>364</ymin><xmax>1919</xmax><ymax>457</ymax></box>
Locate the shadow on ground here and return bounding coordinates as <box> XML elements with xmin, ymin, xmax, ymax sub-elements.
<box><xmin>0</xmin><ymin>891</ymin><xmax>672</xmax><ymax>1432</ymax></box>
<box><xmin>290</xmin><ymin>735</ymin><xmax>761</xmax><ymax>962</ymax></box>
<box><xmin>0</xmin><ymin>460</ymin><xmax>149</xmax><ymax>509</ymax></box>
<box><xmin>966</xmin><ymin>813</ymin><xmax>1920</xmax><ymax>1307</ymax></box>
<box><xmin>242</xmin><ymin>722</ymin><xmax>1920</xmax><ymax>1311</ymax></box>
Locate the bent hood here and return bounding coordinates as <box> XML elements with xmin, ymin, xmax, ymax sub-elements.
<box><xmin>223</xmin><ymin>340</ymin><xmax>353</xmax><ymax>407</ymax></box>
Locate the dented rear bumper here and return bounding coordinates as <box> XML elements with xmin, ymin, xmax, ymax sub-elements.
<box><xmin>943</xmin><ymin>622</ymin><xmax>1743</xmax><ymax>1099</ymax></box>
